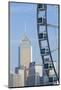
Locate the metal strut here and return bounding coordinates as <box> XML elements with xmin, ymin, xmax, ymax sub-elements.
<box><xmin>37</xmin><ymin>4</ymin><xmax>59</xmax><ymax>84</ymax></box>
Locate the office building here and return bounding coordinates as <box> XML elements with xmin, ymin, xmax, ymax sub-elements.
<box><xmin>20</xmin><ymin>35</ymin><xmax>32</xmax><ymax>69</ymax></box>
<box><xmin>9</xmin><ymin>73</ymin><xmax>15</xmax><ymax>87</ymax></box>
<box><xmin>26</xmin><ymin>62</ymin><xmax>43</xmax><ymax>86</ymax></box>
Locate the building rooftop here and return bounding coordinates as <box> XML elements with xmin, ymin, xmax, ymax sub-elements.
<box><xmin>20</xmin><ymin>34</ymin><xmax>31</xmax><ymax>45</ymax></box>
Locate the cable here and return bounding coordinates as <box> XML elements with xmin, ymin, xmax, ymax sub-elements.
<box><xmin>47</xmin><ymin>24</ymin><xmax>59</xmax><ymax>28</ymax></box>
<box><xmin>50</xmin><ymin>48</ymin><xmax>58</xmax><ymax>53</ymax></box>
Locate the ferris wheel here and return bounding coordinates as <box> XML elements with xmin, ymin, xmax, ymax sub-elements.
<box><xmin>37</xmin><ymin>4</ymin><xmax>59</xmax><ymax>85</ymax></box>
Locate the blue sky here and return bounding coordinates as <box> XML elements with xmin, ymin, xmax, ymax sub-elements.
<box><xmin>10</xmin><ymin>2</ymin><xmax>58</xmax><ymax>73</ymax></box>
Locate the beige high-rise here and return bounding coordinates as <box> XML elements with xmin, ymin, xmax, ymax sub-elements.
<box><xmin>20</xmin><ymin>35</ymin><xmax>32</xmax><ymax>69</ymax></box>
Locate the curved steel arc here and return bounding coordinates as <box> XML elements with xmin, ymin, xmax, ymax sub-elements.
<box><xmin>37</xmin><ymin>4</ymin><xmax>59</xmax><ymax>82</ymax></box>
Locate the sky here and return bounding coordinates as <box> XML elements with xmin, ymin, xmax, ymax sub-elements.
<box><xmin>9</xmin><ymin>2</ymin><xmax>59</xmax><ymax>73</ymax></box>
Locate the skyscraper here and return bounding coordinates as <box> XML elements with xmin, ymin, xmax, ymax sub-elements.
<box><xmin>20</xmin><ymin>35</ymin><xmax>32</xmax><ymax>69</ymax></box>
<box><xmin>26</xmin><ymin>62</ymin><xmax>43</xmax><ymax>86</ymax></box>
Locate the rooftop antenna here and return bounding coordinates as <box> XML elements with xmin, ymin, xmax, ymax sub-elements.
<box><xmin>25</xmin><ymin>23</ymin><xmax>26</xmax><ymax>35</ymax></box>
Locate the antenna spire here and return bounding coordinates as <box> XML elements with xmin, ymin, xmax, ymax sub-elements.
<box><xmin>25</xmin><ymin>23</ymin><xmax>26</xmax><ymax>34</ymax></box>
